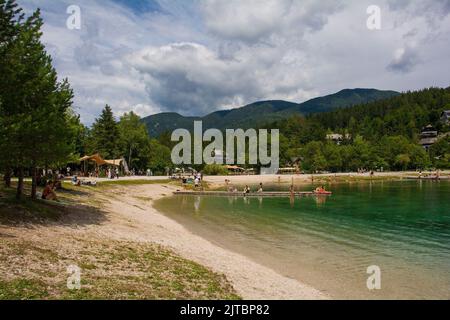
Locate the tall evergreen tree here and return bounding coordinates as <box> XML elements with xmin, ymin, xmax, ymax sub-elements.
<box><xmin>0</xmin><ymin>0</ymin><xmax>23</xmax><ymax>187</ymax></box>
<box><xmin>90</xmin><ymin>105</ymin><xmax>120</xmax><ymax>159</ymax></box>
<box><xmin>0</xmin><ymin>2</ymin><xmax>76</xmax><ymax>199</ymax></box>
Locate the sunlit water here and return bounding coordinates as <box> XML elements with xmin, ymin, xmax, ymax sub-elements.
<box><xmin>154</xmin><ymin>181</ymin><xmax>450</xmax><ymax>299</ymax></box>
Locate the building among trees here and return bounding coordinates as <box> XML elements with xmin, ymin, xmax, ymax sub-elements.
<box><xmin>419</xmin><ymin>125</ymin><xmax>438</xmax><ymax>151</ymax></box>
<box><xmin>441</xmin><ymin>110</ymin><xmax>450</xmax><ymax>125</ymax></box>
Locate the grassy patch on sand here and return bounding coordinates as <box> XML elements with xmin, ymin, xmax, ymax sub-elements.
<box><xmin>0</xmin><ymin>237</ymin><xmax>240</xmax><ymax>300</ymax></box>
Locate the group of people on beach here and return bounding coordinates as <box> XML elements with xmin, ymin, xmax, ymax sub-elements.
<box><xmin>107</xmin><ymin>167</ymin><xmax>120</xmax><ymax>180</ymax></box>
<box><xmin>181</xmin><ymin>172</ymin><xmax>204</xmax><ymax>189</ymax></box>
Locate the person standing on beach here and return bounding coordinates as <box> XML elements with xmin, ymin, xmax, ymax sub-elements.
<box><xmin>258</xmin><ymin>183</ymin><xmax>263</xmax><ymax>193</ymax></box>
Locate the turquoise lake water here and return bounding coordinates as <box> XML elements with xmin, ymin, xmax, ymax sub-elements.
<box><xmin>155</xmin><ymin>181</ymin><xmax>450</xmax><ymax>299</ymax></box>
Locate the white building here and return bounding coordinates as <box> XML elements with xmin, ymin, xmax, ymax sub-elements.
<box><xmin>441</xmin><ymin>110</ymin><xmax>450</xmax><ymax>125</ymax></box>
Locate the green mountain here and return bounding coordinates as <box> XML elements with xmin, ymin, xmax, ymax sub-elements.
<box><xmin>142</xmin><ymin>88</ymin><xmax>399</xmax><ymax>136</ymax></box>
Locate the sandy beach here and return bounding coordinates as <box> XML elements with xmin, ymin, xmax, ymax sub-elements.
<box><xmin>88</xmin><ymin>184</ymin><xmax>327</xmax><ymax>299</ymax></box>
<box><xmin>0</xmin><ymin>181</ymin><xmax>327</xmax><ymax>300</ymax></box>
<box><xmin>3</xmin><ymin>171</ymin><xmax>449</xmax><ymax>299</ymax></box>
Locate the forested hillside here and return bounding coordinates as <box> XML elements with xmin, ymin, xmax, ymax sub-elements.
<box><xmin>268</xmin><ymin>87</ymin><xmax>450</xmax><ymax>172</ymax></box>
<box><xmin>143</xmin><ymin>89</ymin><xmax>398</xmax><ymax>137</ymax></box>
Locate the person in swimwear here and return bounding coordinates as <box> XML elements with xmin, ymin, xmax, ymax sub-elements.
<box><xmin>42</xmin><ymin>182</ymin><xmax>57</xmax><ymax>201</ymax></box>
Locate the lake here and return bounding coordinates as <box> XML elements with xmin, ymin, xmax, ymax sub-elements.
<box><xmin>154</xmin><ymin>180</ymin><xmax>450</xmax><ymax>299</ymax></box>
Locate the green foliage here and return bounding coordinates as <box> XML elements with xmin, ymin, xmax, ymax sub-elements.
<box><xmin>0</xmin><ymin>1</ymin><xmax>77</xmax><ymax>197</ymax></box>
<box><xmin>310</xmin><ymin>87</ymin><xmax>450</xmax><ymax>139</ymax></box>
<box><xmin>89</xmin><ymin>105</ymin><xmax>120</xmax><ymax>159</ymax></box>
<box><xmin>429</xmin><ymin>135</ymin><xmax>450</xmax><ymax>169</ymax></box>
<box><xmin>118</xmin><ymin>111</ymin><xmax>151</xmax><ymax>169</ymax></box>
<box><xmin>147</xmin><ymin>139</ymin><xmax>172</xmax><ymax>174</ymax></box>
<box><xmin>203</xmin><ymin>164</ymin><xmax>229</xmax><ymax>176</ymax></box>
<box><xmin>142</xmin><ymin>89</ymin><xmax>398</xmax><ymax>137</ymax></box>
<box><xmin>270</xmin><ymin>88</ymin><xmax>449</xmax><ymax>172</ymax></box>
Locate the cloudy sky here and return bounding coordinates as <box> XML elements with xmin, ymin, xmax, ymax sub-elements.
<box><xmin>19</xmin><ymin>0</ymin><xmax>450</xmax><ymax>124</ymax></box>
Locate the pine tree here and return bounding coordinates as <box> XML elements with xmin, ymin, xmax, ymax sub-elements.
<box><xmin>0</xmin><ymin>0</ymin><xmax>24</xmax><ymax>187</ymax></box>
<box><xmin>90</xmin><ymin>105</ymin><xmax>120</xmax><ymax>159</ymax></box>
<box><xmin>0</xmin><ymin>3</ymin><xmax>76</xmax><ymax>199</ymax></box>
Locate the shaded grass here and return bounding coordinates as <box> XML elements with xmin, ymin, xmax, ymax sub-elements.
<box><xmin>0</xmin><ymin>185</ymin><xmax>65</xmax><ymax>223</ymax></box>
<box><xmin>0</xmin><ymin>183</ymin><xmax>107</xmax><ymax>226</ymax></box>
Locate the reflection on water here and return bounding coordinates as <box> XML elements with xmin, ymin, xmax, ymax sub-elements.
<box><xmin>187</xmin><ymin>192</ymin><xmax>330</xmax><ymax>211</ymax></box>
<box><xmin>155</xmin><ymin>181</ymin><xmax>450</xmax><ymax>299</ymax></box>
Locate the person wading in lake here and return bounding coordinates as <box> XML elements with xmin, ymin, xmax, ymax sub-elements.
<box><xmin>289</xmin><ymin>184</ymin><xmax>295</xmax><ymax>207</ymax></box>
<box><xmin>258</xmin><ymin>183</ymin><xmax>263</xmax><ymax>193</ymax></box>
<box><xmin>289</xmin><ymin>184</ymin><xmax>295</xmax><ymax>196</ymax></box>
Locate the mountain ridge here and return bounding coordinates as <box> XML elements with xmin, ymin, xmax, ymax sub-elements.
<box><xmin>142</xmin><ymin>88</ymin><xmax>399</xmax><ymax>136</ymax></box>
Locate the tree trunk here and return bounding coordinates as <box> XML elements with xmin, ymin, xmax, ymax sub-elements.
<box><xmin>16</xmin><ymin>167</ymin><xmax>24</xmax><ymax>200</ymax></box>
<box><xmin>128</xmin><ymin>145</ymin><xmax>132</xmax><ymax>170</ymax></box>
<box><xmin>31</xmin><ymin>166</ymin><xmax>37</xmax><ymax>200</ymax></box>
<box><xmin>4</xmin><ymin>168</ymin><xmax>11</xmax><ymax>188</ymax></box>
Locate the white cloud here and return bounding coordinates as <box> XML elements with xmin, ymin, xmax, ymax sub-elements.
<box><xmin>128</xmin><ymin>42</ymin><xmax>315</xmax><ymax>115</ymax></box>
<box><xmin>387</xmin><ymin>47</ymin><xmax>421</xmax><ymax>73</ymax></box>
<box><xmin>201</xmin><ymin>0</ymin><xmax>344</xmax><ymax>43</ymax></box>
<box><xmin>16</xmin><ymin>0</ymin><xmax>450</xmax><ymax>124</ymax></box>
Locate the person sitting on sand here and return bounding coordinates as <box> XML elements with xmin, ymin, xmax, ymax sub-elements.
<box><xmin>42</xmin><ymin>182</ymin><xmax>57</xmax><ymax>201</ymax></box>
<box><xmin>71</xmin><ymin>175</ymin><xmax>81</xmax><ymax>186</ymax></box>
<box><xmin>243</xmin><ymin>185</ymin><xmax>251</xmax><ymax>194</ymax></box>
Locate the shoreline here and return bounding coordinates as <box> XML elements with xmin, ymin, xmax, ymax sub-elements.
<box><xmin>202</xmin><ymin>171</ymin><xmax>450</xmax><ymax>186</ymax></box>
<box><xmin>0</xmin><ymin>181</ymin><xmax>326</xmax><ymax>299</ymax></box>
<box><xmin>93</xmin><ymin>184</ymin><xmax>328</xmax><ymax>299</ymax></box>
<box><xmin>3</xmin><ymin>174</ymin><xmax>448</xmax><ymax>299</ymax></box>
